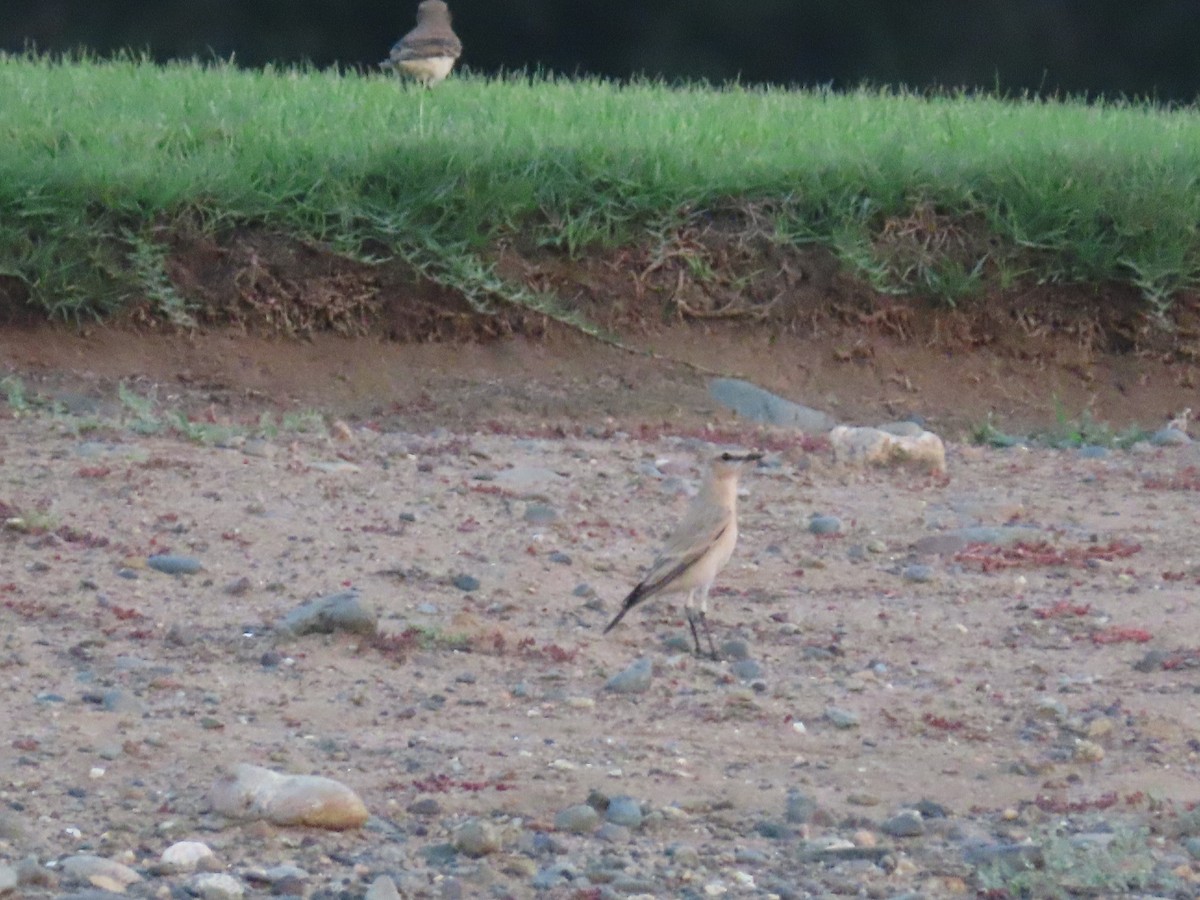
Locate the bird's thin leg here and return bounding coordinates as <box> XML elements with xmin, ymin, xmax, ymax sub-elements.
<box><xmin>683</xmin><ymin>590</ymin><xmax>703</xmax><ymax>656</ymax></box>
<box><xmin>698</xmin><ymin>585</ymin><xmax>719</xmax><ymax>660</ymax></box>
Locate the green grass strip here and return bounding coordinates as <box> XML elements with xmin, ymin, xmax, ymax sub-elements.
<box><xmin>4</xmin><ymin>52</ymin><xmax>1200</xmax><ymax>321</ymax></box>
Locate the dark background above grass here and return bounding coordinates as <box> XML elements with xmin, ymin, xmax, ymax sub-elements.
<box><xmin>6</xmin><ymin>0</ymin><xmax>1200</xmax><ymax>100</ymax></box>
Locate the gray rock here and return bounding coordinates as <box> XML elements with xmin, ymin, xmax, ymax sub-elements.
<box><xmin>531</xmin><ymin>867</ymin><xmax>569</xmax><ymax>890</ymax></box>
<box><xmin>524</xmin><ymin>504</ymin><xmax>558</xmax><ymax>525</ymax></box>
<box><xmin>709</xmin><ymin>378</ymin><xmax>837</xmax><ymax>433</ymax></box>
<box><xmin>0</xmin><ymin>865</ymin><xmax>16</xmax><ymax>893</ymax></box>
<box><xmin>186</xmin><ymin>872</ymin><xmax>245</xmax><ymax>899</ymax></box>
<box><xmin>808</xmin><ymin>515</ymin><xmax>842</xmax><ymax>535</ymax></box>
<box><xmin>755</xmin><ymin>820</ymin><xmax>795</xmax><ymax>840</ymax></box>
<box><xmin>731</xmin><ymin>659</ymin><xmax>764</xmax><ymax>681</ymax></box>
<box><xmin>555</xmin><ymin>804</ymin><xmax>600</xmax><ymax>834</ymax></box>
<box><xmin>1078</xmin><ymin>445</ymin><xmax>1110</xmax><ymax>459</ymax></box>
<box><xmin>364</xmin><ymin>875</ymin><xmax>402</xmax><ymax>900</ymax></box>
<box><xmin>279</xmin><ymin>590</ymin><xmax>377</xmax><ymax>637</ymax></box>
<box><xmin>407</xmin><ymin>797</ymin><xmax>441</xmax><ymax>816</ymax></box>
<box><xmin>825</xmin><ymin>706</ymin><xmax>860</xmax><ymax>729</ymax></box>
<box><xmin>876</xmin><ymin>421</ymin><xmax>926</xmax><ymax>437</ymax></box>
<box><xmin>605</xmin><ymin>658</ymin><xmax>652</xmax><ymax>694</ymax></box>
<box><xmin>880</xmin><ymin>809</ymin><xmax>925</xmax><ymax>837</ymax></box>
<box><xmin>596</xmin><ymin>822</ymin><xmax>631</xmax><ymax>842</ymax></box>
<box><xmin>662</xmin><ymin>634</ymin><xmax>693</xmax><ymax>653</ymax></box>
<box><xmin>452</xmin><ymin>574</ymin><xmax>480</xmax><ymax>592</ymax></box>
<box><xmin>60</xmin><ymin>855</ymin><xmax>142</xmax><ymax>889</ymax></box>
<box><xmin>1184</xmin><ymin>837</ymin><xmax>1200</xmax><ymax>860</ymax></box>
<box><xmin>453</xmin><ymin>819</ymin><xmax>501</xmax><ymax>858</ymax></box>
<box><xmin>611</xmin><ymin>874</ymin><xmax>659</xmax><ymax>893</ymax></box>
<box><xmin>902</xmin><ymin>564</ymin><xmax>935</xmax><ymax>583</ymax></box>
<box><xmin>147</xmin><ymin>554</ymin><xmax>202</xmax><ymax>575</ymax></box>
<box><xmin>605</xmin><ymin>796</ymin><xmax>643</xmax><ymax>829</ymax></box>
<box><xmin>786</xmin><ymin>790</ymin><xmax>817</xmax><ymax>824</ymax></box>
<box><xmin>719</xmin><ymin>638</ymin><xmax>750</xmax><ymax>660</ymax></box>
<box><xmin>420</xmin><ymin>843</ymin><xmax>457</xmax><ymax>866</ymax></box>
<box><xmin>1152</xmin><ymin>427</ymin><xmax>1191</xmax><ymax>446</ymax></box>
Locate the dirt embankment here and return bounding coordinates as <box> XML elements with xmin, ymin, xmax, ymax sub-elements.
<box><xmin>3</xmin><ymin>214</ymin><xmax>1200</xmax><ymax>434</ymax></box>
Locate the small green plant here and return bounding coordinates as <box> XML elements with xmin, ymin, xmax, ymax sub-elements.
<box><xmin>279</xmin><ymin>410</ymin><xmax>327</xmax><ymax>435</ymax></box>
<box><xmin>125</xmin><ymin>231</ymin><xmax>196</xmax><ymax>328</ymax></box>
<box><xmin>116</xmin><ymin>381</ymin><xmax>163</xmax><ymax>434</ymax></box>
<box><xmin>968</xmin><ymin>415</ymin><xmax>1022</xmax><ymax>448</ymax></box>
<box><xmin>0</xmin><ymin>375</ymin><xmax>29</xmax><ymax>412</ymax></box>
<box><xmin>168</xmin><ymin>412</ymin><xmax>239</xmax><ymax>445</ymax></box>
<box><xmin>975</xmin><ymin>824</ymin><xmax>1163</xmax><ymax>898</ymax></box>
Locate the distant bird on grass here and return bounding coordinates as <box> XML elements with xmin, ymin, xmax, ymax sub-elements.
<box><xmin>383</xmin><ymin>0</ymin><xmax>463</xmax><ymax>87</ymax></box>
<box><xmin>604</xmin><ymin>450</ymin><xmax>763</xmax><ymax>659</ymax></box>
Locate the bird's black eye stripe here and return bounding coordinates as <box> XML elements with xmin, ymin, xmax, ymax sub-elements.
<box><xmin>720</xmin><ymin>452</ymin><xmax>734</xmax><ymax>461</ymax></box>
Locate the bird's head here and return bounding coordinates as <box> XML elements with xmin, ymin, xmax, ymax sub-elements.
<box><xmin>710</xmin><ymin>449</ymin><xmax>764</xmax><ymax>479</ymax></box>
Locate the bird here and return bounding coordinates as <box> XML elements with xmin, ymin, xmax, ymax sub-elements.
<box><xmin>604</xmin><ymin>449</ymin><xmax>763</xmax><ymax>659</ymax></box>
<box><xmin>383</xmin><ymin>0</ymin><xmax>463</xmax><ymax>87</ymax></box>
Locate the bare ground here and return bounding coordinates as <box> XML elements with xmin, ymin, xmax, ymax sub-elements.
<box><xmin>3</xmin><ymin>235</ymin><xmax>1200</xmax><ymax>895</ymax></box>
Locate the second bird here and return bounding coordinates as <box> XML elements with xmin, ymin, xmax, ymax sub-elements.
<box><xmin>385</xmin><ymin>1</ymin><xmax>463</xmax><ymax>87</ymax></box>
<box><xmin>604</xmin><ymin>450</ymin><xmax>763</xmax><ymax>658</ymax></box>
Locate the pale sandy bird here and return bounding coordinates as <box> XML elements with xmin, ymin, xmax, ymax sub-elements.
<box><xmin>383</xmin><ymin>0</ymin><xmax>463</xmax><ymax>87</ymax></box>
<box><xmin>604</xmin><ymin>450</ymin><xmax>763</xmax><ymax>658</ymax></box>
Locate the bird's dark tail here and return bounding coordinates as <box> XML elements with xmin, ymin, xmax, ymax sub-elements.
<box><xmin>603</xmin><ymin>583</ymin><xmax>648</xmax><ymax>634</ymax></box>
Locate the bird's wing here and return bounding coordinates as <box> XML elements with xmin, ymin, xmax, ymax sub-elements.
<box><xmin>638</xmin><ymin>503</ymin><xmax>732</xmax><ymax>596</ymax></box>
<box><xmin>392</xmin><ymin>31</ymin><xmax>462</xmax><ymax>60</ymax></box>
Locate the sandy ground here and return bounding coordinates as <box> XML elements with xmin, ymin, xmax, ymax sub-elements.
<box><xmin>3</xmin><ymin>338</ymin><xmax>1200</xmax><ymax>897</ymax></box>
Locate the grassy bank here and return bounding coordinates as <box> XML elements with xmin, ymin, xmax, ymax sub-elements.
<box><xmin>4</xmin><ymin>53</ymin><xmax>1200</xmax><ymax>326</ymax></box>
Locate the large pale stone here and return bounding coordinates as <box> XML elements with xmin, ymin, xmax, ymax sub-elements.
<box><xmin>830</xmin><ymin>425</ymin><xmax>946</xmax><ymax>473</ymax></box>
<box><xmin>208</xmin><ymin>764</ymin><xmax>369</xmax><ymax>830</ymax></box>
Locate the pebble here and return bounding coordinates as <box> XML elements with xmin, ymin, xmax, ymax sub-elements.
<box><xmin>223</xmin><ymin>576</ymin><xmax>252</xmax><ymax>596</ymax></box>
<box><xmin>719</xmin><ymin>638</ymin><xmax>750</xmax><ymax>660</ymax></box>
<box><xmin>554</xmin><ymin>804</ymin><xmax>600</xmax><ymax>834</ymax></box>
<box><xmin>60</xmin><ymin>855</ymin><xmax>142</xmax><ymax>889</ymax></box>
<box><xmin>1077</xmin><ymin>444</ymin><xmax>1110</xmax><ymax>459</ymax></box>
<box><xmin>1151</xmin><ymin>427</ymin><xmax>1191</xmax><ymax>446</ymax></box>
<box><xmin>730</xmin><ymin>658</ymin><xmax>764</xmax><ymax>681</ymax></box>
<box><xmin>901</xmin><ymin>564</ymin><xmax>935</xmax><ymax>583</ymax></box>
<box><xmin>453</xmin><ymin>819</ymin><xmax>501</xmax><ymax>857</ymax></box>
<box><xmin>880</xmin><ymin>809</ymin><xmax>925</xmax><ymax>837</ymax></box>
<box><xmin>1072</xmin><ymin>739</ymin><xmax>1106</xmax><ymax>762</ymax></box>
<box><xmin>605</xmin><ymin>658</ymin><xmax>653</xmax><ymax>694</ymax></box>
<box><xmin>523</xmin><ymin>504</ymin><xmax>558</xmax><ymax>525</ymax></box>
<box><xmin>208</xmin><ymin>763</ymin><xmax>369</xmax><ymax>829</ymax></box>
<box><xmin>595</xmin><ymin>822</ymin><xmax>630</xmax><ymax>842</ymax></box>
<box><xmin>160</xmin><ymin>840</ymin><xmax>215</xmax><ymax>872</ymax></box>
<box><xmin>146</xmin><ymin>554</ymin><xmax>203</xmax><ymax>575</ymax></box>
<box><xmin>186</xmin><ymin>872</ymin><xmax>245</xmax><ymax>899</ymax></box>
<box><xmin>278</xmin><ymin>590</ymin><xmax>377</xmax><ymax>637</ymax></box>
<box><xmin>407</xmin><ymin>797</ymin><xmax>441</xmax><ymax>816</ymax></box>
<box><xmin>452</xmin><ymin>574</ymin><xmax>481</xmax><ymax>592</ymax></box>
<box><xmin>808</xmin><ymin>515</ymin><xmax>842</xmax><ymax>535</ymax></box>
<box><xmin>824</xmin><ymin>706</ymin><xmax>860</xmax><ymax>729</ymax></box>
<box><xmin>0</xmin><ymin>865</ymin><xmax>15</xmax><ymax>893</ymax></box>
<box><xmin>605</xmin><ymin>795</ymin><xmax>643</xmax><ymax>829</ymax></box>
<box><xmin>786</xmin><ymin>790</ymin><xmax>817</xmax><ymax>824</ymax></box>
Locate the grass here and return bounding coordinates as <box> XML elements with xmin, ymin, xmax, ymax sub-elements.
<box><xmin>5</xmin><ymin>52</ymin><xmax>1200</xmax><ymax>323</ymax></box>
<box><xmin>975</xmin><ymin>823</ymin><xmax>1167</xmax><ymax>898</ymax></box>
<box><xmin>970</xmin><ymin>404</ymin><xmax>1152</xmax><ymax>449</ymax></box>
